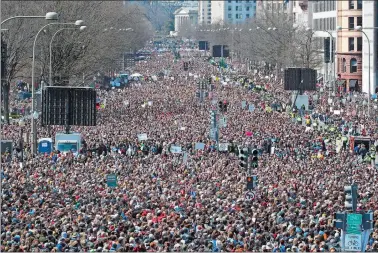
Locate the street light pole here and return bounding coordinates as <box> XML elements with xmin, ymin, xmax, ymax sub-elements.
<box><xmin>355</xmin><ymin>26</ymin><xmax>371</xmax><ymax>116</ymax></box>
<box><xmin>1</xmin><ymin>12</ymin><xmax>58</xmax><ymax>25</ymax></box>
<box><xmin>31</xmin><ymin>20</ymin><xmax>84</xmax><ymax>154</ymax></box>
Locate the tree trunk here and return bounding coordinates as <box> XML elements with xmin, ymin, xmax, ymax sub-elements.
<box><xmin>2</xmin><ymin>82</ymin><xmax>10</xmax><ymax>124</ymax></box>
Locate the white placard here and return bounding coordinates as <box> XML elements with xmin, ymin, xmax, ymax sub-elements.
<box><xmin>218</xmin><ymin>143</ymin><xmax>229</xmax><ymax>151</ymax></box>
<box><xmin>137</xmin><ymin>133</ymin><xmax>148</xmax><ymax>141</ymax></box>
<box><xmin>334</xmin><ymin>110</ymin><xmax>341</xmax><ymax>115</ymax></box>
<box><xmin>344</xmin><ymin>234</ymin><xmax>362</xmax><ymax>252</ymax></box>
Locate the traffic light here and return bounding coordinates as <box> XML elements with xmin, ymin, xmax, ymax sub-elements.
<box><xmin>334</xmin><ymin>212</ymin><xmax>346</xmax><ymax>230</ymax></box>
<box><xmin>251</xmin><ymin>149</ymin><xmax>258</xmax><ymax>168</ymax></box>
<box><xmin>247</xmin><ymin>176</ymin><xmax>253</xmax><ymax>190</ymax></box>
<box><xmin>218</xmin><ymin>101</ymin><xmax>223</xmax><ymax>112</ymax></box>
<box><xmin>239</xmin><ymin>148</ymin><xmax>248</xmax><ymax>169</ymax></box>
<box><xmin>223</xmin><ymin>101</ymin><xmax>228</xmax><ymax>112</ymax></box>
<box><xmin>210</xmin><ymin>110</ymin><xmax>216</xmax><ymax>128</ymax></box>
<box><xmin>247</xmin><ymin>175</ymin><xmax>258</xmax><ymax>190</ymax></box>
<box><xmin>324</xmin><ymin>38</ymin><xmax>334</xmax><ymax>63</ymax></box>
<box><xmin>344</xmin><ymin>184</ymin><xmax>358</xmax><ymax>212</ymax></box>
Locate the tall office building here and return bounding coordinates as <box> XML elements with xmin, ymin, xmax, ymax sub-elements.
<box><xmin>211</xmin><ymin>0</ymin><xmax>256</xmax><ymax>25</ymax></box>
<box><xmin>199</xmin><ymin>0</ymin><xmax>256</xmax><ymax>26</ymax></box>
<box><xmin>198</xmin><ymin>0</ymin><xmax>212</xmax><ymax>25</ymax></box>
<box><xmin>311</xmin><ymin>1</ymin><xmax>337</xmax><ymax>84</ymax></box>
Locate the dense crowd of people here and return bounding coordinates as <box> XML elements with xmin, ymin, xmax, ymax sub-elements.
<box><xmin>1</xmin><ymin>40</ymin><xmax>378</xmax><ymax>252</ymax></box>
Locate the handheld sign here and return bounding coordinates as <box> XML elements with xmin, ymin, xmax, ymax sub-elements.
<box><xmin>107</xmin><ymin>174</ymin><xmax>117</xmax><ymax>188</ymax></box>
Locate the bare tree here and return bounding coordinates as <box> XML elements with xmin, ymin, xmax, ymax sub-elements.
<box><xmin>191</xmin><ymin>10</ymin><xmax>321</xmax><ymax>74</ymax></box>
<box><xmin>1</xmin><ymin>1</ymin><xmax>154</xmax><ymax>122</ymax></box>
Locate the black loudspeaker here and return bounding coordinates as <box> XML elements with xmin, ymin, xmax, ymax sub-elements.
<box><xmin>212</xmin><ymin>45</ymin><xmax>229</xmax><ymax>57</ymax></box>
<box><xmin>199</xmin><ymin>41</ymin><xmax>209</xmax><ymax>50</ymax></box>
<box><xmin>301</xmin><ymin>68</ymin><xmax>317</xmax><ymax>91</ymax></box>
<box><xmin>284</xmin><ymin>68</ymin><xmax>301</xmax><ymax>90</ymax></box>
<box><xmin>284</xmin><ymin>68</ymin><xmax>317</xmax><ymax>91</ymax></box>
<box><xmin>42</xmin><ymin>87</ymin><xmax>96</xmax><ymax>126</ymax></box>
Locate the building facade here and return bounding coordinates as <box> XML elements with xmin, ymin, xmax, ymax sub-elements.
<box><xmin>211</xmin><ymin>0</ymin><xmax>256</xmax><ymax>25</ymax></box>
<box><xmin>311</xmin><ymin>0</ymin><xmax>337</xmax><ymax>86</ymax></box>
<box><xmin>292</xmin><ymin>0</ymin><xmax>310</xmax><ymax>27</ymax></box>
<box><xmin>256</xmin><ymin>0</ymin><xmax>290</xmax><ymax>19</ymax></box>
<box><xmin>362</xmin><ymin>1</ymin><xmax>378</xmax><ymax>94</ymax></box>
<box><xmin>174</xmin><ymin>7</ymin><xmax>198</xmax><ymax>32</ymax></box>
<box><xmin>336</xmin><ymin>0</ymin><xmax>363</xmax><ymax>92</ymax></box>
<box><xmin>198</xmin><ymin>0</ymin><xmax>212</xmax><ymax>25</ymax></box>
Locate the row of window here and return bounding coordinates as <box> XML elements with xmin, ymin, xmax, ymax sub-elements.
<box><xmin>349</xmin><ymin>0</ymin><xmax>363</xmax><ymax>10</ymax></box>
<box><xmin>313</xmin><ymin>17</ymin><xmax>336</xmax><ymax>31</ymax></box>
<box><xmin>348</xmin><ymin>37</ymin><xmax>362</xmax><ymax>52</ymax></box>
<box><xmin>340</xmin><ymin>58</ymin><xmax>358</xmax><ymax>73</ymax></box>
<box><xmin>313</xmin><ymin>1</ymin><xmax>336</xmax><ymax>13</ymax></box>
<box><xmin>228</xmin><ymin>13</ymin><xmax>251</xmax><ymax>19</ymax></box>
<box><xmin>265</xmin><ymin>3</ymin><xmax>286</xmax><ymax>11</ymax></box>
<box><xmin>348</xmin><ymin>16</ymin><xmax>362</xmax><ymax>30</ymax></box>
<box><xmin>227</xmin><ymin>0</ymin><xmax>254</xmax><ymax>3</ymax></box>
<box><xmin>228</xmin><ymin>6</ymin><xmax>253</xmax><ymax>11</ymax></box>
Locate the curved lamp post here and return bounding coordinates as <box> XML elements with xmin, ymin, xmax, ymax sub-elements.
<box><xmin>31</xmin><ymin>20</ymin><xmax>84</xmax><ymax>154</ymax></box>
<box><xmin>49</xmin><ymin>25</ymin><xmax>87</xmax><ymax>86</ymax></box>
<box><xmin>1</xmin><ymin>12</ymin><xmax>58</xmax><ymax>25</ymax></box>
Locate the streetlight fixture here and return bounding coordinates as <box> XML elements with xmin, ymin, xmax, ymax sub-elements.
<box><xmin>49</xmin><ymin>25</ymin><xmax>87</xmax><ymax>86</ymax></box>
<box><xmin>306</xmin><ymin>27</ymin><xmax>335</xmax><ymax>98</ymax></box>
<box><xmin>355</xmin><ymin>25</ymin><xmax>371</xmax><ymax>115</ymax></box>
<box><xmin>31</xmin><ymin>19</ymin><xmax>85</xmax><ymax>154</ymax></box>
<box><xmin>1</xmin><ymin>12</ymin><xmax>58</xmax><ymax>25</ymax></box>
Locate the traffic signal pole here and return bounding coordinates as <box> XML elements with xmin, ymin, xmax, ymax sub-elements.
<box><xmin>334</xmin><ymin>184</ymin><xmax>374</xmax><ymax>252</ymax></box>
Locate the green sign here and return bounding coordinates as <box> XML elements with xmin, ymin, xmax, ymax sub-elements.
<box><xmin>106</xmin><ymin>174</ymin><xmax>117</xmax><ymax>188</ymax></box>
<box><xmin>346</xmin><ymin>213</ymin><xmax>362</xmax><ymax>235</ymax></box>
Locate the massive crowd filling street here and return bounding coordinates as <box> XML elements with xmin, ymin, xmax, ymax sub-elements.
<box><xmin>1</xmin><ymin>40</ymin><xmax>378</xmax><ymax>252</ymax></box>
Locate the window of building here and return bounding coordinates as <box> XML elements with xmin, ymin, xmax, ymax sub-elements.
<box><xmin>239</xmin><ymin>6</ymin><xmax>242</xmax><ymax>11</ymax></box>
<box><xmin>349</xmin><ymin>37</ymin><xmax>355</xmax><ymax>51</ymax></box>
<box><xmin>357</xmin><ymin>0</ymin><xmax>362</xmax><ymax>9</ymax></box>
<box><xmin>342</xmin><ymin>58</ymin><xmax>346</xmax><ymax>73</ymax></box>
<box><xmin>228</xmin><ymin>0</ymin><xmax>231</xmax><ymax>2</ymax></box>
<box><xmin>357</xmin><ymin>17</ymin><xmax>362</xmax><ymax>27</ymax></box>
<box><xmin>349</xmin><ymin>0</ymin><xmax>354</xmax><ymax>9</ymax></box>
<box><xmin>236</xmin><ymin>14</ymin><xmax>239</xmax><ymax>19</ymax></box>
<box><xmin>293</xmin><ymin>13</ymin><xmax>296</xmax><ymax>23</ymax></box>
<box><xmin>228</xmin><ymin>13</ymin><xmax>232</xmax><ymax>19</ymax></box>
<box><xmin>246</xmin><ymin>6</ymin><xmax>250</xmax><ymax>11</ymax></box>
<box><xmin>236</xmin><ymin>6</ymin><xmax>239</xmax><ymax>11</ymax></box>
<box><xmin>228</xmin><ymin>6</ymin><xmax>232</xmax><ymax>11</ymax></box>
<box><xmin>357</xmin><ymin>37</ymin><xmax>362</xmax><ymax>51</ymax></box>
<box><xmin>236</xmin><ymin>0</ymin><xmax>239</xmax><ymax>2</ymax></box>
<box><xmin>348</xmin><ymin>17</ymin><xmax>354</xmax><ymax>30</ymax></box>
<box><xmin>350</xmin><ymin>58</ymin><xmax>357</xmax><ymax>73</ymax></box>
<box><xmin>246</xmin><ymin>14</ymin><xmax>250</xmax><ymax>18</ymax></box>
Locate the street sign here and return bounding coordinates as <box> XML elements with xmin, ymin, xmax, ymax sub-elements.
<box><xmin>347</xmin><ymin>213</ymin><xmax>362</xmax><ymax>234</ymax></box>
<box><xmin>245</xmin><ymin>191</ymin><xmax>255</xmax><ymax>201</ymax></box>
<box><xmin>344</xmin><ymin>233</ymin><xmax>362</xmax><ymax>252</ymax></box>
<box><xmin>106</xmin><ymin>174</ymin><xmax>117</xmax><ymax>188</ymax></box>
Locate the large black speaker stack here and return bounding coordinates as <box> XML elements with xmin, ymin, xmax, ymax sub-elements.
<box><xmin>42</xmin><ymin>87</ymin><xmax>96</xmax><ymax>126</ymax></box>
<box><xmin>284</xmin><ymin>68</ymin><xmax>317</xmax><ymax>91</ymax></box>
<box><xmin>212</xmin><ymin>45</ymin><xmax>229</xmax><ymax>58</ymax></box>
<box><xmin>199</xmin><ymin>41</ymin><xmax>209</xmax><ymax>50</ymax></box>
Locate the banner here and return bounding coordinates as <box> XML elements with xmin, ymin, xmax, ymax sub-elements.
<box><xmin>170</xmin><ymin>145</ymin><xmax>182</xmax><ymax>154</ymax></box>
<box><xmin>137</xmin><ymin>133</ymin><xmax>148</xmax><ymax>141</ymax></box>
<box><xmin>218</xmin><ymin>143</ymin><xmax>229</xmax><ymax>151</ymax></box>
<box><xmin>195</xmin><ymin>142</ymin><xmax>205</xmax><ymax>150</ymax></box>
